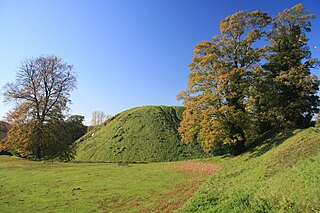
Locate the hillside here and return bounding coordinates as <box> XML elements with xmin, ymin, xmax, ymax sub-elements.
<box><xmin>74</xmin><ymin>106</ymin><xmax>205</xmax><ymax>162</ymax></box>
<box><xmin>179</xmin><ymin>127</ymin><xmax>320</xmax><ymax>212</ymax></box>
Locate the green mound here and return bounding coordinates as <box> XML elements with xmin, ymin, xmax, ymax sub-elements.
<box><xmin>180</xmin><ymin>127</ymin><xmax>320</xmax><ymax>212</ymax></box>
<box><xmin>74</xmin><ymin>106</ymin><xmax>205</xmax><ymax>162</ymax></box>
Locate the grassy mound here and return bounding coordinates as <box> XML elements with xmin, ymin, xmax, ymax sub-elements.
<box><xmin>74</xmin><ymin>106</ymin><xmax>205</xmax><ymax>163</ymax></box>
<box><xmin>180</xmin><ymin>127</ymin><xmax>320</xmax><ymax>212</ymax></box>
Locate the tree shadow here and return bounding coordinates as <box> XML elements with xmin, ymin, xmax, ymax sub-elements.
<box><xmin>245</xmin><ymin>128</ymin><xmax>296</xmax><ymax>159</ymax></box>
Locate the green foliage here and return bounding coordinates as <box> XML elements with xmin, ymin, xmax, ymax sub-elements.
<box><xmin>179</xmin><ymin>127</ymin><xmax>320</xmax><ymax>212</ymax></box>
<box><xmin>35</xmin><ymin>121</ymin><xmax>76</xmax><ymax>161</ymax></box>
<box><xmin>74</xmin><ymin>106</ymin><xmax>206</xmax><ymax>163</ymax></box>
<box><xmin>262</xmin><ymin>4</ymin><xmax>319</xmax><ymax>127</ymax></box>
<box><xmin>66</xmin><ymin>115</ymin><xmax>87</xmax><ymax>142</ymax></box>
<box><xmin>178</xmin><ymin>4</ymin><xmax>319</xmax><ymax>155</ymax></box>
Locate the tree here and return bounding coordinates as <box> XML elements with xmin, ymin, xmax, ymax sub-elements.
<box><xmin>263</xmin><ymin>4</ymin><xmax>319</xmax><ymax>127</ymax></box>
<box><xmin>3</xmin><ymin>55</ymin><xmax>77</xmax><ymax>159</ymax></box>
<box><xmin>0</xmin><ymin>121</ymin><xmax>9</xmax><ymax>153</ymax></box>
<box><xmin>178</xmin><ymin>4</ymin><xmax>319</xmax><ymax>155</ymax></box>
<box><xmin>91</xmin><ymin>111</ymin><xmax>110</xmax><ymax>126</ymax></box>
<box><xmin>3</xmin><ymin>105</ymin><xmax>35</xmax><ymax>157</ymax></box>
<box><xmin>0</xmin><ymin>121</ymin><xmax>9</xmax><ymax>142</ymax></box>
<box><xmin>178</xmin><ymin>10</ymin><xmax>271</xmax><ymax>155</ymax></box>
<box><xmin>66</xmin><ymin>115</ymin><xmax>87</xmax><ymax>141</ymax></box>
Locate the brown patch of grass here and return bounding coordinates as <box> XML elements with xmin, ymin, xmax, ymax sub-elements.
<box><xmin>172</xmin><ymin>161</ymin><xmax>220</xmax><ymax>177</ymax></box>
<box><xmin>145</xmin><ymin>180</ymin><xmax>204</xmax><ymax>213</ymax></box>
<box><xmin>99</xmin><ymin>181</ymin><xmax>205</xmax><ymax>213</ymax></box>
<box><xmin>98</xmin><ymin>161</ymin><xmax>220</xmax><ymax>212</ymax></box>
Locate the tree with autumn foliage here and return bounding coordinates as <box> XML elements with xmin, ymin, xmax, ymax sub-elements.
<box><xmin>3</xmin><ymin>55</ymin><xmax>77</xmax><ymax>159</ymax></box>
<box><xmin>178</xmin><ymin>10</ymin><xmax>271</xmax><ymax>155</ymax></box>
<box><xmin>178</xmin><ymin>4</ymin><xmax>319</xmax><ymax>155</ymax></box>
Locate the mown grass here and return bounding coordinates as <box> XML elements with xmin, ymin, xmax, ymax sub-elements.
<box><xmin>1</xmin><ymin>127</ymin><xmax>319</xmax><ymax>212</ymax></box>
<box><xmin>74</xmin><ymin>106</ymin><xmax>205</xmax><ymax>163</ymax></box>
<box><xmin>0</xmin><ymin>156</ymin><xmax>211</xmax><ymax>212</ymax></box>
<box><xmin>179</xmin><ymin>127</ymin><xmax>320</xmax><ymax>212</ymax></box>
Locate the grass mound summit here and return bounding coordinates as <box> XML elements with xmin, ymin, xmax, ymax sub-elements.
<box><xmin>74</xmin><ymin>106</ymin><xmax>204</xmax><ymax>162</ymax></box>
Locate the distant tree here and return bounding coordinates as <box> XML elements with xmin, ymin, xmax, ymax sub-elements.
<box><xmin>263</xmin><ymin>4</ymin><xmax>319</xmax><ymax>127</ymax></box>
<box><xmin>66</xmin><ymin>115</ymin><xmax>87</xmax><ymax>141</ymax></box>
<box><xmin>3</xmin><ymin>55</ymin><xmax>77</xmax><ymax>159</ymax></box>
<box><xmin>178</xmin><ymin>10</ymin><xmax>271</xmax><ymax>155</ymax></box>
<box><xmin>91</xmin><ymin>111</ymin><xmax>110</xmax><ymax>126</ymax></box>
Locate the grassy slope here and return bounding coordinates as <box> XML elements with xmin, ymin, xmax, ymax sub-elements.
<box><xmin>74</xmin><ymin>106</ymin><xmax>204</xmax><ymax>163</ymax></box>
<box><xmin>0</xmin><ymin>127</ymin><xmax>318</xmax><ymax>212</ymax></box>
<box><xmin>179</xmin><ymin>127</ymin><xmax>320</xmax><ymax>212</ymax></box>
<box><xmin>0</xmin><ymin>156</ymin><xmax>210</xmax><ymax>213</ymax></box>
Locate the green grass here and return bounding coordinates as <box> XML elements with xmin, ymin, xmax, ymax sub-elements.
<box><xmin>74</xmin><ymin>105</ymin><xmax>205</xmax><ymax>163</ymax></box>
<box><xmin>2</xmin><ymin>126</ymin><xmax>319</xmax><ymax>212</ymax></box>
<box><xmin>0</xmin><ymin>156</ymin><xmax>210</xmax><ymax>212</ymax></box>
<box><xmin>179</xmin><ymin>127</ymin><xmax>320</xmax><ymax>212</ymax></box>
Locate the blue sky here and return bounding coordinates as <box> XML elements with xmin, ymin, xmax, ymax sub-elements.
<box><xmin>0</xmin><ymin>0</ymin><xmax>319</xmax><ymax>125</ymax></box>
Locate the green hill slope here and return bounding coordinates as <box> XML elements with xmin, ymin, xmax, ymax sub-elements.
<box><xmin>74</xmin><ymin>106</ymin><xmax>205</xmax><ymax>162</ymax></box>
<box><xmin>180</xmin><ymin>127</ymin><xmax>320</xmax><ymax>212</ymax></box>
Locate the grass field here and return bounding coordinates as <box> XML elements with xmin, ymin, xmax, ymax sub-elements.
<box><xmin>0</xmin><ymin>156</ymin><xmax>218</xmax><ymax>212</ymax></box>
<box><xmin>1</xmin><ymin>127</ymin><xmax>319</xmax><ymax>212</ymax></box>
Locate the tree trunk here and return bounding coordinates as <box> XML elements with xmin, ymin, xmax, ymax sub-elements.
<box><xmin>35</xmin><ymin>145</ymin><xmax>41</xmax><ymax>160</ymax></box>
<box><xmin>230</xmin><ymin>125</ymin><xmax>246</xmax><ymax>155</ymax></box>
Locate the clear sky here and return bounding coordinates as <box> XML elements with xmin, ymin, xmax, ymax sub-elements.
<box><xmin>0</xmin><ymin>0</ymin><xmax>319</xmax><ymax>125</ymax></box>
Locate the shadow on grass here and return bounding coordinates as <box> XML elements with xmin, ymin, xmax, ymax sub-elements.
<box><xmin>245</xmin><ymin>128</ymin><xmax>295</xmax><ymax>159</ymax></box>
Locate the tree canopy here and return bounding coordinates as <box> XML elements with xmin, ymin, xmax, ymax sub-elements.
<box><xmin>3</xmin><ymin>55</ymin><xmax>77</xmax><ymax>159</ymax></box>
<box><xmin>178</xmin><ymin>4</ymin><xmax>319</xmax><ymax>155</ymax></box>
<box><xmin>263</xmin><ymin>4</ymin><xmax>319</xmax><ymax>127</ymax></box>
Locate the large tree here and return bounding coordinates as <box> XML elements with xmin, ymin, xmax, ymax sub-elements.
<box><xmin>263</xmin><ymin>4</ymin><xmax>319</xmax><ymax>127</ymax></box>
<box><xmin>178</xmin><ymin>10</ymin><xmax>271</xmax><ymax>154</ymax></box>
<box><xmin>3</xmin><ymin>55</ymin><xmax>77</xmax><ymax>159</ymax></box>
<box><xmin>178</xmin><ymin>4</ymin><xmax>319</xmax><ymax>155</ymax></box>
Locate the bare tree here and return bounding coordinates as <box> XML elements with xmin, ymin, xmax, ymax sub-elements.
<box><xmin>91</xmin><ymin>111</ymin><xmax>110</xmax><ymax>126</ymax></box>
<box><xmin>3</xmin><ymin>55</ymin><xmax>77</xmax><ymax>159</ymax></box>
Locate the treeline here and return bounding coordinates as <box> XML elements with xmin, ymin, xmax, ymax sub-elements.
<box><xmin>178</xmin><ymin>4</ymin><xmax>319</xmax><ymax>155</ymax></box>
<box><xmin>0</xmin><ymin>115</ymin><xmax>87</xmax><ymax>160</ymax></box>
